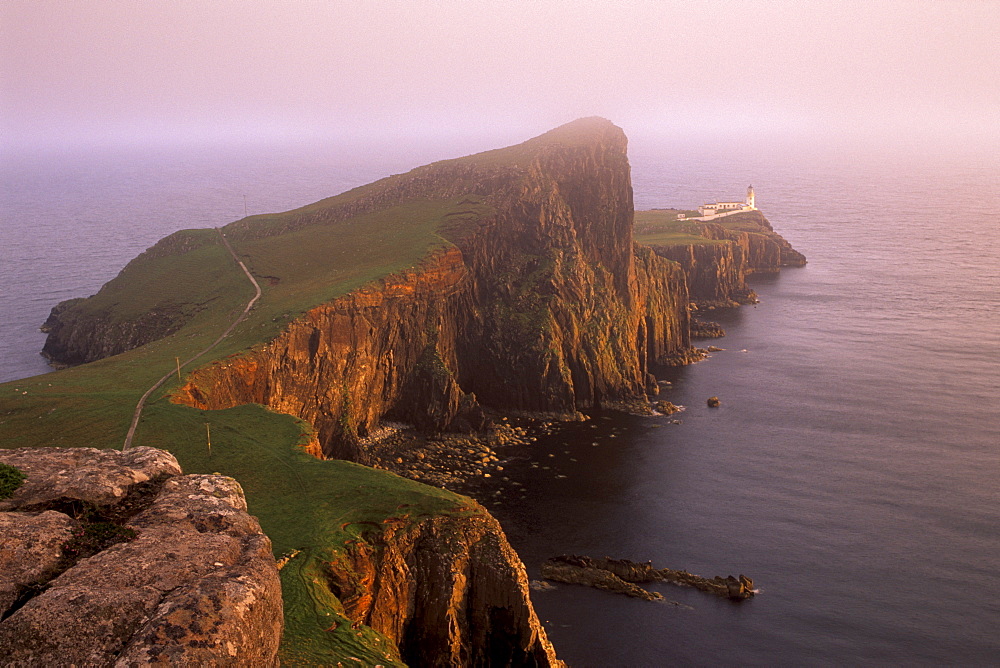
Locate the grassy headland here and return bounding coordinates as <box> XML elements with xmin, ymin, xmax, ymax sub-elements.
<box><xmin>0</xmin><ymin>193</ymin><xmax>493</xmax><ymax>665</ymax></box>
<box><xmin>633</xmin><ymin>209</ymin><xmax>727</xmax><ymax>246</ymax></box>
<box><xmin>0</xmin><ymin>121</ymin><xmax>640</xmax><ymax>665</ymax></box>
<box><xmin>0</xmin><ymin>120</ymin><xmax>638</xmax><ymax>662</ymax></box>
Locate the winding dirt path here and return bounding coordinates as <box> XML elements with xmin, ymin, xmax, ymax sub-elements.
<box><xmin>122</xmin><ymin>229</ymin><xmax>261</xmax><ymax>450</ymax></box>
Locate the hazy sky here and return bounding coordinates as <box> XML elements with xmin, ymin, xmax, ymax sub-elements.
<box><xmin>3</xmin><ymin>0</ymin><xmax>999</xmax><ymax>151</ymax></box>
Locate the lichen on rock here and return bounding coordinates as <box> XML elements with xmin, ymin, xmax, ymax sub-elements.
<box><xmin>0</xmin><ymin>447</ymin><xmax>282</xmax><ymax>666</ymax></box>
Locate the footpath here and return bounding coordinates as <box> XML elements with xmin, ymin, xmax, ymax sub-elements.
<box><xmin>122</xmin><ymin>229</ymin><xmax>262</xmax><ymax>450</ymax></box>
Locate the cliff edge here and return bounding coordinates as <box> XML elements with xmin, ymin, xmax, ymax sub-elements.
<box><xmin>163</xmin><ymin>117</ymin><xmax>693</xmax><ymax>459</ymax></box>
<box><xmin>635</xmin><ymin>208</ymin><xmax>806</xmax><ymax>309</ymax></box>
<box><xmin>17</xmin><ymin>119</ymin><xmax>810</xmax><ymax>665</ymax></box>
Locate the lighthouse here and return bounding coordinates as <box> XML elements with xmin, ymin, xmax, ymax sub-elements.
<box><xmin>746</xmin><ymin>185</ymin><xmax>756</xmax><ymax>209</ymax></box>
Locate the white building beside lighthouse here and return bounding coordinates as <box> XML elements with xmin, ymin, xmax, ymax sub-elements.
<box><xmin>696</xmin><ymin>185</ymin><xmax>757</xmax><ymax>218</ymax></box>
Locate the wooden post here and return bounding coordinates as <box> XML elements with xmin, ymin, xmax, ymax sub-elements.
<box><xmin>206</xmin><ymin>422</ymin><xmax>211</xmax><ymax>457</ymax></box>
<box><xmin>176</xmin><ymin>357</ymin><xmax>182</xmax><ymax>382</ymax></box>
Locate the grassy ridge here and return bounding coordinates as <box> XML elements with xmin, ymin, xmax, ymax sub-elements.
<box><xmin>68</xmin><ymin>229</ymin><xmax>235</xmax><ymax>324</ymax></box>
<box><xmin>48</xmin><ymin>196</ymin><xmax>492</xmax><ymax>362</ymax></box>
<box><xmin>236</xmin><ymin>197</ymin><xmax>491</xmax><ymax>324</ymax></box>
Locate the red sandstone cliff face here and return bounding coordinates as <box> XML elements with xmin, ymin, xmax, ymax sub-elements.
<box><xmin>172</xmin><ymin>118</ymin><xmax>694</xmax><ymax>459</ymax></box>
<box><xmin>328</xmin><ymin>512</ymin><xmax>560</xmax><ymax>667</ymax></box>
<box><xmin>173</xmin><ymin>246</ymin><xmax>472</xmax><ymax>461</ymax></box>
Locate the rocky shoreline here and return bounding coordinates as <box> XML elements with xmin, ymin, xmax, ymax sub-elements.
<box><xmin>367</xmin><ymin>401</ymin><xmax>700</xmax><ymax>498</ymax></box>
<box><xmin>368</xmin><ymin>419</ymin><xmax>546</xmax><ymax>490</ymax></box>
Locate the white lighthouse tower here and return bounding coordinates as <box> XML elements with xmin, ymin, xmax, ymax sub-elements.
<box><xmin>746</xmin><ymin>184</ymin><xmax>756</xmax><ymax>209</ymax></box>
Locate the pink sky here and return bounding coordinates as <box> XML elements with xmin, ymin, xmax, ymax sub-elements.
<box><xmin>2</xmin><ymin>0</ymin><xmax>999</xmax><ymax>150</ymax></box>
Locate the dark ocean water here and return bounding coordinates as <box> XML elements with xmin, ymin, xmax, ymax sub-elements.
<box><xmin>2</xmin><ymin>137</ymin><xmax>998</xmax><ymax>665</ymax></box>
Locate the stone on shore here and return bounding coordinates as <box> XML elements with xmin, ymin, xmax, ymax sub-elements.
<box><xmin>654</xmin><ymin>401</ymin><xmax>682</xmax><ymax>415</ymax></box>
<box><xmin>542</xmin><ymin>554</ymin><xmax>757</xmax><ymax>601</ymax></box>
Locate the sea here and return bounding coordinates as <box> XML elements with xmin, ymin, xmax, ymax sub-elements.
<box><xmin>2</xmin><ymin>133</ymin><xmax>998</xmax><ymax>666</ymax></box>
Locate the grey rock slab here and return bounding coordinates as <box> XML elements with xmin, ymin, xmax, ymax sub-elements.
<box><xmin>0</xmin><ymin>447</ymin><xmax>181</xmax><ymax>511</ymax></box>
<box><xmin>0</xmin><ymin>448</ymin><xmax>281</xmax><ymax>666</ymax></box>
<box><xmin>0</xmin><ymin>510</ymin><xmax>76</xmax><ymax>616</ymax></box>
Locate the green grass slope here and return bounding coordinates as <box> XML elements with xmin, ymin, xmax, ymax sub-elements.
<box><xmin>633</xmin><ymin>209</ymin><xmax>727</xmax><ymax>246</ymax></box>
<box><xmin>1</xmin><ymin>191</ymin><xmax>495</xmax><ymax>665</ymax></box>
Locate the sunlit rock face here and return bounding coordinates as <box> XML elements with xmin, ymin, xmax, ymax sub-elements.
<box><xmin>327</xmin><ymin>510</ymin><xmax>562</xmax><ymax>667</ymax></box>
<box><xmin>170</xmin><ymin>118</ymin><xmax>695</xmax><ymax>458</ymax></box>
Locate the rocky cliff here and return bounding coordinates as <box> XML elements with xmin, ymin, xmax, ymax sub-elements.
<box><xmin>0</xmin><ymin>447</ymin><xmax>282</xmax><ymax>666</ymax></box>
<box><xmin>29</xmin><ymin>118</ymin><xmax>703</xmax><ymax>667</ymax></box>
<box><xmin>653</xmin><ymin>240</ymin><xmax>757</xmax><ymax>308</ymax></box>
<box><xmin>327</xmin><ymin>511</ymin><xmax>560</xmax><ymax>667</ymax></box>
<box><xmin>638</xmin><ymin>210</ymin><xmax>805</xmax><ymax>308</ymax></box>
<box><xmin>164</xmin><ymin>118</ymin><xmax>694</xmax><ymax>459</ymax></box>
<box><xmin>40</xmin><ymin>229</ymin><xmax>227</xmax><ymax>366</ymax></box>
<box><xmin>30</xmin><ymin>119</ymin><xmax>811</xmax><ymax>665</ymax></box>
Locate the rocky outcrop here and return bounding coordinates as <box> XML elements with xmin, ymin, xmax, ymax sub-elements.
<box><xmin>645</xmin><ymin>210</ymin><xmax>805</xmax><ymax>308</ymax></box>
<box><xmin>541</xmin><ymin>557</ymin><xmax>663</xmax><ymax>601</ymax></box>
<box><xmin>169</xmin><ymin>118</ymin><xmax>695</xmax><ymax>459</ymax></box>
<box><xmin>0</xmin><ymin>446</ymin><xmax>181</xmax><ymax>512</ymax></box>
<box><xmin>0</xmin><ymin>511</ymin><xmax>76</xmax><ymax>615</ymax></box>
<box><xmin>40</xmin><ymin>230</ymin><xmax>221</xmax><ymax>366</ymax></box>
<box><xmin>40</xmin><ymin>299</ymin><xmax>193</xmax><ymax>368</ymax></box>
<box><xmin>690</xmin><ymin>317</ymin><xmax>726</xmax><ymax>338</ymax></box>
<box><xmin>542</xmin><ymin>555</ymin><xmax>756</xmax><ymax>601</ymax></box>
<box><xmin>0</xmin><ymin>447</ymin><xmax>282</xmax><ymax>666</ymax></box>
<box><xmin>328</xmin><ymin>511</ymin><xmax>561</xmax><ymax>667</ymax></box>
<box><xmin>654</xmin><ymin>401</ymin><xmax>682</xmax><ymax>415</ymax></box>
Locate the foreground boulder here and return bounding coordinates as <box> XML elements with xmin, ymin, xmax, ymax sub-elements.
<box><xmin>0</xmin><ymin>447</ymin><xmax>282</xmax><ymax>666</ymax></box>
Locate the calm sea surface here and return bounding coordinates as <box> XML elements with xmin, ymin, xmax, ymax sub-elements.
<box><xmin>2</xmin><ymin>137</ymin><xmax>998</xmax><ymax>665</ymax></box>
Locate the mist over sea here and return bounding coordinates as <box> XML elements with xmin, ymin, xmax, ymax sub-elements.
<box><xmin>2</xmin><ymin>136</ymin><xmax>998</xmax><ymax>665</ymax></box>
